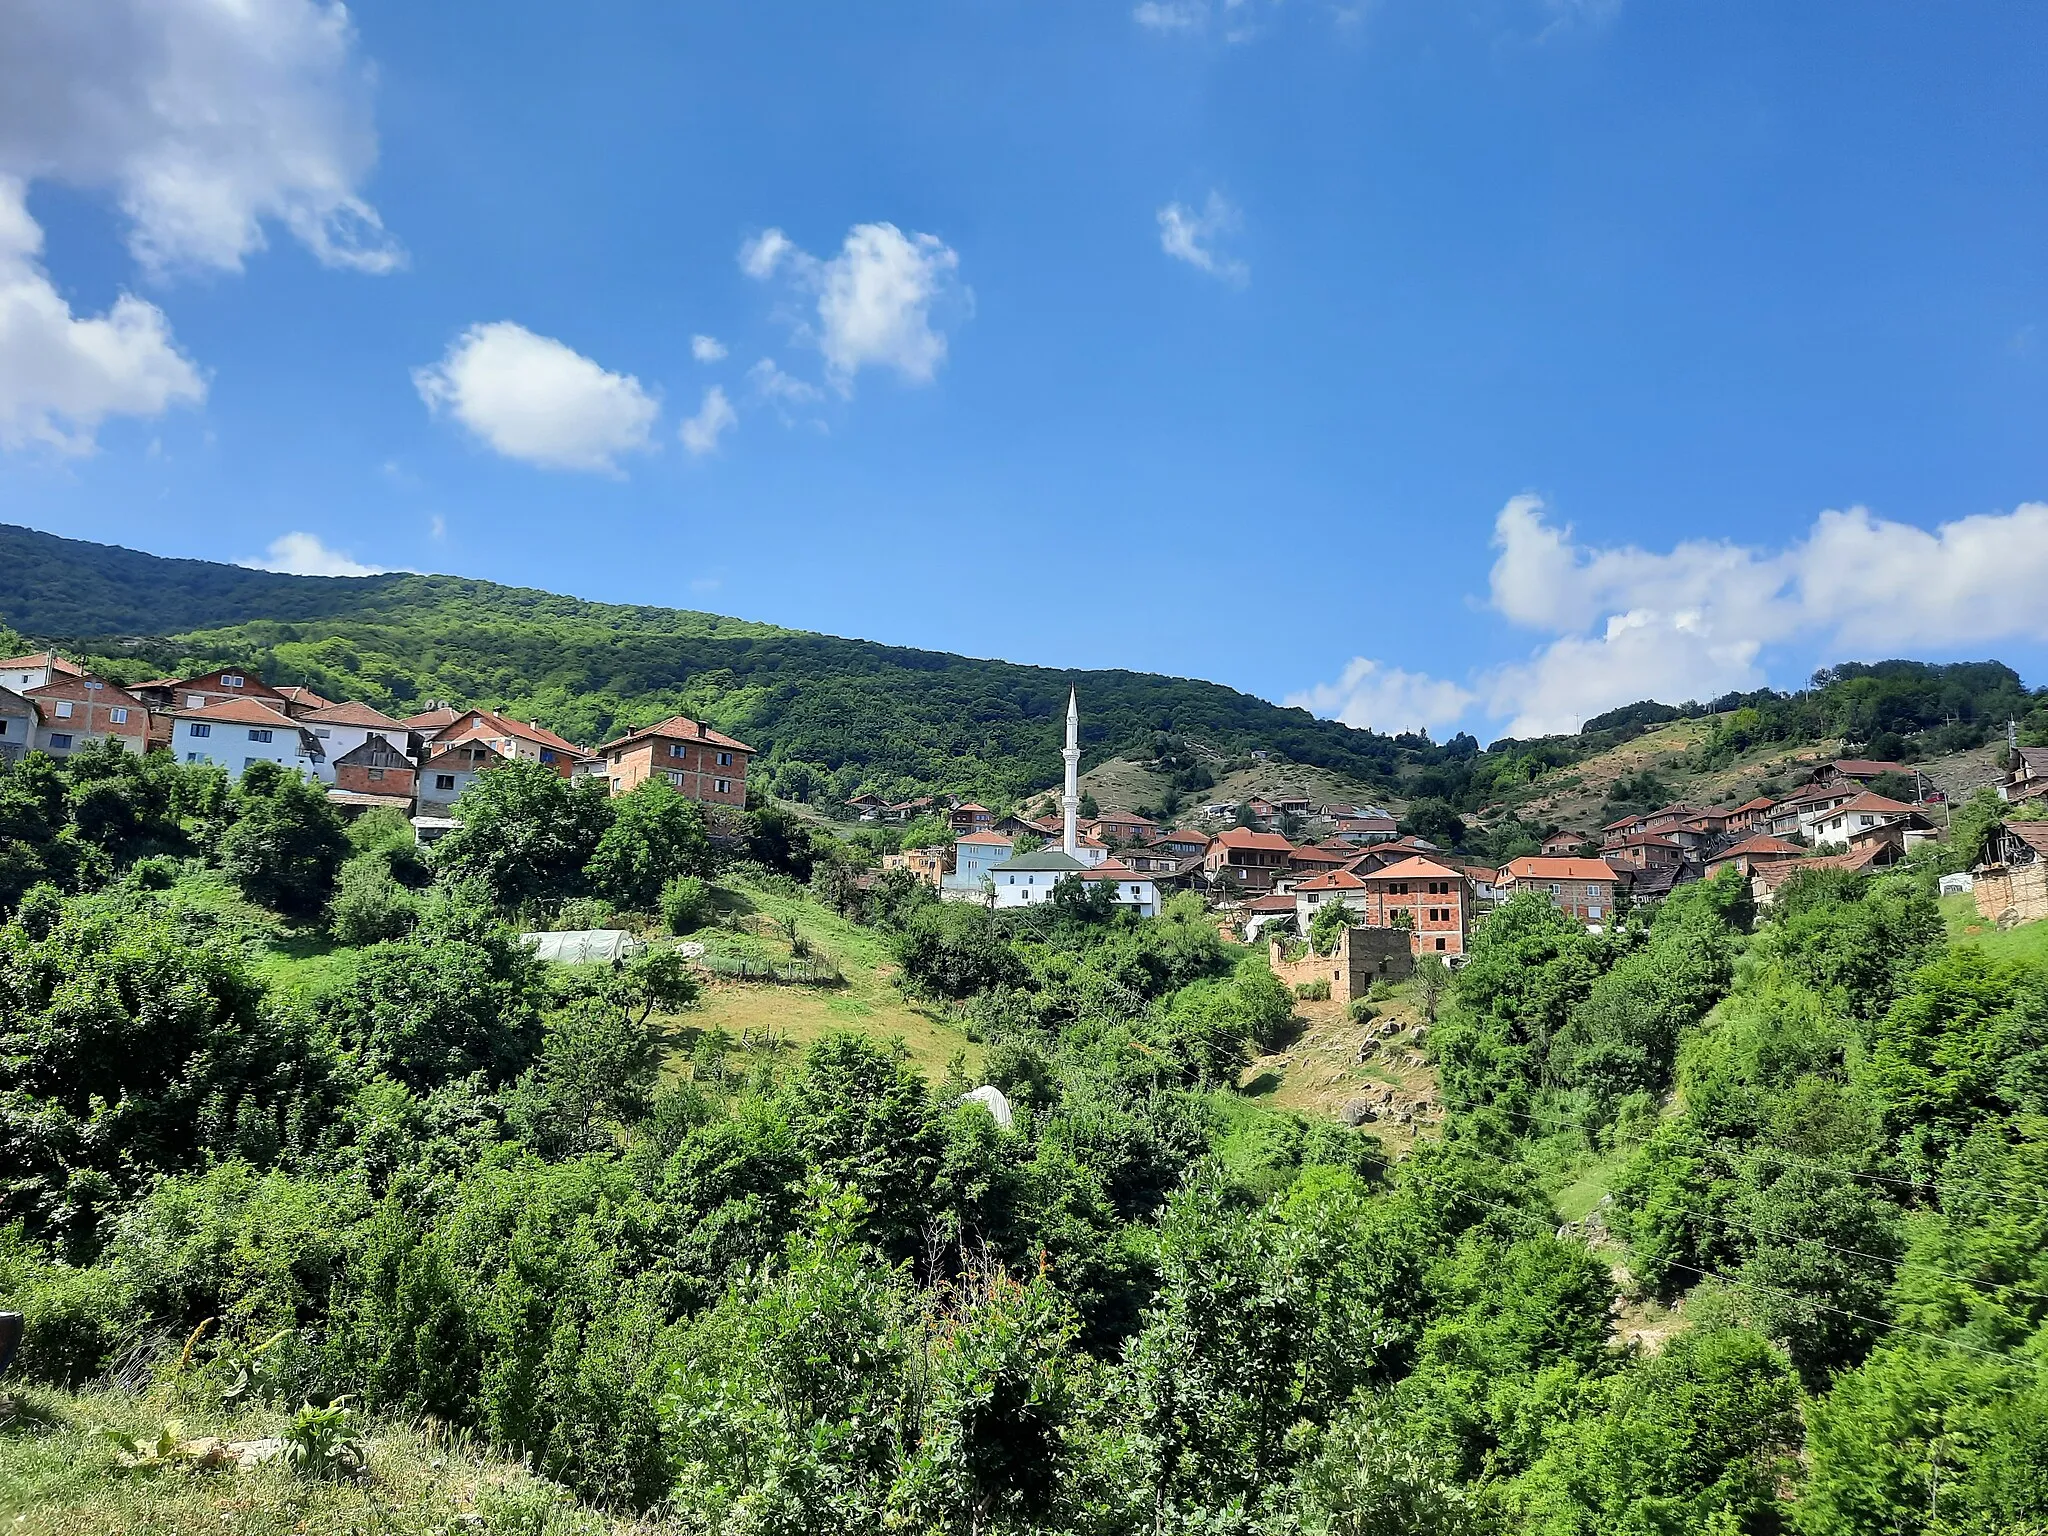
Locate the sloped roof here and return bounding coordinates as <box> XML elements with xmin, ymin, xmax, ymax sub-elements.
<box><xmin>1362</xmin><ymin>855</ymin><xmax>1467</xmax><ymax>884</ymax></box>
<box><xmin>1289</xmin><ymin>844</ymin><xmax>1353</xmax><ymax>864</ymax></box>
<box><xmin>956</xmin><ymin>831</ymin><xmax>1014</xmax><ymax>846</ymax></box>
<box><xmin>0</xmin><ymin>652</ymin><xmax>83</xmax><ymax>675</ymax></box>
<box><xmin>332</xmin><ymin>732</ymin><xmax>412</xmax><ymax>764</ymax></box>
<box><xmin>1242</xmin><ymin>892</ymin><xmax>1300</xmax><ymax>912</ymax></box>
<box><xmin>1502</xmin><ymin>857</ymin><xmax>1618</xmax><ymax>882</ymax></box>
<box><xmin>277</xmin><ymin>685</ymin><xmax>333</xmax><ymax>709</ymax></box>
<box><xmin>1822</xmin><ymin>791</ymin><xmax>1921</xmax><ymax>817</ymax></box>
<box><xmin>1079</xmin><ymin>859</ymin><xmax>1153</xmax><ymax>882</ymax></box>
<box><xmin>1731</xmin><ymin>796</ymin><xmax>1777</xmax><ymax>813</ymax></box>
<box><xmin>1711</xmin><ymin>834</ymin><xmax>1806</xmax><ymax>862</ymax></box>
<box><xmin>991</xmin><ymin>849</ymin><xmax>1088</xmax><ymax>874</ymax></box>
<box><xmin>954</xmin><ymin>801</ymin><xmax>994</xmax><ymax>814</ymax></box>
<box><xmin>1608</xmin><ymin>832</ymin><xmax>1684</xmax><ymax>849</ymax></box>
<box><xmin>1293</xmin><ymin>868</ymin><xmax>1369</xmax><ymax>892</ymax></box>
<box><xmin>304</xmin><ymin>699</ymin><xmax>409</xmax><ymax>730</ymax></box>
<box><xmin>169</xmin><ymin>696</ymin><xmax>304</xmax><ymax>728</ymax></box>
<box><xmin>1213</xmin><ymin>828</ymin><xmax>1296</xmax><ymax>852</ymax></box>
<box><xmin>2003</xmin><ymin>822</ymin><xmax>2048</xmax><ymax>859</ymax></box>
<box><xmin>1821</xmin><ymin>758</ymin><xmax>1909</xmax><ymax>778</ymax></box>
<box><xmin>403</xmin><ymin>704</ymin><xmax>463</xmax><ymax>730</ymax></box>
<box><xmin>596</xmin><ymin>713</ymin><xmax>753</xmax><ymax>755</ymax></box>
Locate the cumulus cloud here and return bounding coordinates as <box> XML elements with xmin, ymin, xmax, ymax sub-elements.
<box><xmin>0</xmin><ymin>0</ymin><xmax>400</xmax><ymax>277</ymax></box>
<box><xmin>1482</xmin><ymin>495</ymin><xmax>2048</xmax><ymax>736</ymax></box>
<box><xmin>1293</xmin><ymin>492</ymin><xmax>2048</xmax><ymax>741</ymax></box>
<box><xmin>243</xmin><ymin>531</ymin><xmax>385</xmax><ymax>576</ymax></box>
<box><xmin>690</xmin><ymin>334</ymin><xmax>727</xmax><ymax>363</ymax></box>
<box><xmin>678</xmin><ymin>385</ymin><xmax>737</xmax><ymax>456</ymax></box>
<box><xmin>1157</xmin><ymin>193</ymin><xmax>1248</xmax><ymax>285</ymax></box>
<box><xmin>0</xmin><ymin>178</ymin><xmax>205</xmax><ymax>453</ymax></box>
<box><xmin>1135</xmin><ymin>0</ymin><xmax>1290</xmax><ymax>43</ymax></box>
<box><xmin>1286</xmin><ymin>659</ymin><xmax>1477</xmax><ymax>736</ymax></box>
<box><xmin>747</xmin><ymin>357</ymin><xmax>823</xmax><ymax>413</ymax></box>
<box><xmin>740</xmin><ymin>222</ymin><xmax>967</xmax><ymax>391</ymax></box>
<box><xmin>413</xmin><ymin>321</ymin><xmax>659</xmax><ymax>474</ymax></box>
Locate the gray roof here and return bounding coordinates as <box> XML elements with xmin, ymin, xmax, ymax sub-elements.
<box><xmin>991</xmin><ymin>849</ymin><xmax>1088</xmax><ymax>874</ymax></box>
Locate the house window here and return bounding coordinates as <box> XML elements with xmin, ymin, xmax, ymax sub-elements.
<box><xmin>248</xmin><ymin>729</ymin><xmax>273</xmax><ymax>743</ymax></box>
<box><xmin>668</xmin><ymin>743</ymin><xmax>686</xmax><ymax>758</ymax></box>
<box><xmin>243</xmin><ymin>758</ymin><xmax>261</xmax><ymax>769</ymax></box>
<box><xmin>109</xmin><ymin>707</ymin><xmax>128</xmax><ymax>724</ymax></box>
<box><xmin>49</xmin><ymin>733</ymin><xmax>72</xmax><ymax>750</ymax></box>
<box><xmin>54</xmin><ymin>701</ymin><xmax>72</xmax><ymax>718</ymax></box>
<box><xmin>435</xmin><ymin>774</ymin><xmax>456</xmax><ymax>791</ymax></box>
<box><xmin>540</xmin><ymin>749</ymin><xmax>556</xmax><ymax>764</ymax></box>
<box><xmin>714</xmin><ymin>778</ymin><xmax>731</xmax><ymax>794</ymax></box>
<box><xmin>667</xmin><ymin>770</ymin><xmax>684</xmax><ymax>787</ymax></box>
<box><xmin>0</xmin><ymin>721</ymin><xmax>7</xmax><ymax>736</ymax></box>
<box><xmin>185</xmin><ymin>752</ymin><xmax>203</xmax><ymax>762</ymax></box>
<box><xmin>1435</xmin><ymin>937</ymin><xmax>1447</xmax><ymax>951</ymax></box>
<box><xmin>368</xmin><ymin>768</ymin><xmax>385</xmax><ymax>782</ymax></box>
<box><xmin>222</xmin><ymin>675</ymin><xmax>243</xmax><ymax>688</ymax></box>
<box><xmin>190</xmin><ymin>723</ymin><xmax>212</xmax><ymax>738</ymax></box>
<box><xmin>716</xmin><ymin>751</ymin><xmax>733</xmax><ymax>767</ymax></box>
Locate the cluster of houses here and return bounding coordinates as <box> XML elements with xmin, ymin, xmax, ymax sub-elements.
<box><xmin>0</xmin><ymin>650</ymin><xmax>756</xmax><ymax>839</ymax></box>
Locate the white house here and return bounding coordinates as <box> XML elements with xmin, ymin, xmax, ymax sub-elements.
<box><xmin>1801</xmin><ymin>791</ymin><xmax>1925</xmax><ymax>851</ymax></box>
<box><xmin>1078</xmin><ymin>859</ymin><xmax>1161</xmax><ymax>916</ymax></box>
<box><xmin>0</xmin><ymin>651</ymin><xmax>85</xmax><ymax>693</ymax></box>
<box><xmin>298</xmin><ymin>700</ymin><xmax>419</xmax><ymax>784</ymax></box>
<box><xmin>417</xmin><ymin>741</ymin><xmax>509</xmax><ymax>813</ymax></box>
<box><xmin>170</xmin><ymin>697</ymin><xmax>324</xmax><ymax>779</ymax></box>
<box><xmin>989</xmin><ymin>848</ymin><xmax>1088</xmax><ymax>908</ymax></box>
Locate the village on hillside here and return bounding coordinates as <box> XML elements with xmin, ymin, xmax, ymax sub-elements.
<box><xmin>6</xmin><ymin>646</ymin><xmax>2044</xmax><ymax>959</ymax></box>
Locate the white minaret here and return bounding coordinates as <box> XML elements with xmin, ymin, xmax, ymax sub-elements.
<box><xmin>1062</xmin><ymin>688</ymin><xmax>1081</xmax><ymax>856</ymax></box>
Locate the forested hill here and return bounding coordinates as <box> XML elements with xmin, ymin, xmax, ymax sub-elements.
<box><xmin>0</xmin><ymin>522</ymin><xmax>1409</xmax><ymax>803</ymax></box>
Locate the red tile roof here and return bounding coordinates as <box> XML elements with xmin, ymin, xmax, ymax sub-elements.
<box><xmin>1361</xmin><ymin>855</ymin><xmax>1467</xmax><ymax>884</ymax></box>
<box><xmin>1293</xmin><ymin>868</ymin><xmax>1369</xmax><ymax>891</ymax></box>
<box><xmin>596</xmin><ymin>713</ymin><xmax>753</xmax><ymax>755</ymax></box>
<box><xmin>0</xmin><ymin>652</ymin><xmax>84</xmax><ymax>675</ymax></box>
<box><xmin>1212</xmin><ymin>828</ymin><xmax>1296</xmax><ymax>852</ymax></box>
<box><xmin>1823</xmin><ymin>791</ymin><xmax>1921</xmax><ymax>817</ymax></box>
<box><xmin>170</xmin><ymin>696</ymin><xmax>305</xmax><ymax>728</ymax></box>
<box><xmin>1502</xmin><ymin>857</ymin><xmax>1619</xmax><ymax>883</ymax></box>
<box><xmin>1711</xmin><ymin>834</ymin><xmax>1807</xmax><ymax>862</ymax></box>
<box><xmin>956</xmin><ymin>831</ymin><xmax>1013</xmax><ymax>846</ymax></box>
<box><xmin>403</xmin><ymin>705</ymin><xmax>463</xmax><ymax>730</ymax></box>
<box><xmin>303</xmin><ymin>700</ymin><xmax>409</xmax><ymax>730</ymax></box>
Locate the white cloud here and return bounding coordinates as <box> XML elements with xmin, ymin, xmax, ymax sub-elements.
<box><xmin>1482</xmin><ymin>495</ymin><xmax>2048</xmax><ymax>736</ymax></box>
<box><xmin>0</xmin><ymin>0</ymin><xmax>400</xmax><ymax>277</ymax></box>
<box><xmin>748</xmin><ymin>358</ymin><xmax>823</xmax><ymax>406</ymax></box>
<box><xmin>428</xmin><ymin>513</ymin><xmax>446</xmax><ymax>540</ymax></box>
<box><xmin>0</xmin><ymin>178</ymin><xmax>205</xmax><ymax>453</ymax></box>
<box><xmin>413</xmin><ymin>321</ymin><xmax>659</xmax><ymax>474</ymax></box>
<box><xmin>679</xmin><ymin>385</ymin><xmax>737</xmax><ymax>456</ymax></box>
<box><xmin>1134</xmin><ymin>0</ymin><xmax>1290</xmax><ymax>43</ymax></box>
<box><xmin>738</xmin><ymin>229</ymin><xmax>794</xmax><ymax>281</ymax></box>
<box><xmin>691</xmin><ymin>334</ymin><xmax>727</xmax><ymax>363</ymax></box>
<box><xmin>1286</xmin><ymin>658</ymin><xmax>1477</xmax><ymax>736</ymax></box>
<box><xmin>243</xmin><ymin>531</ymin><xmax>384</xmax><ymax>576</ymax></box>
<box><xmin>1157</xmin><ymin>192</ymin><xmax>1249</xmax><ymax>285</ymax></box>
<box><xmin>741</xmin><ymin>222</ymin><xmax>967</xmax><ymax>391</ymax></box>
<box><xmin>1135</xmin><ymin>1</ymin><xmax>1208</xmax><ymax>32</ymax></box>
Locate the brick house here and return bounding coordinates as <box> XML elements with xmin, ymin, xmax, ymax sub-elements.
<box><xmin>300</xmin><ymin>700</ymin><xmax>419</xmax><ymax>783</ymax></box>
<box><xmin>429</xmin><ymin>709</ymin><xmax>586</xmax><ymax>779</ymax></box>
<box><xmin>1288</xmin><ymin>842</ymin><xmax>1356</xmax><ymax>876</ymax></box>
<box><xmin>1498</xmin><ymin>856</ymin><xmax>1621</xmax><ymax>929</ymax></box>
<box><xmin>1203</xmin><ymin>828</ymin><xmax>1296</xmax><ymax>893</ymax></box>
<box><xmin>1543</xmin><ymin>831</ymin><xmax>1593</xmax><ymax>856</ymax></box>
<box><xmin>597</xmin><ymin>714</ymin><xmax>754</xmax><ymax>805</ymax></box>
<box><xmin>332</xmin><ymin>733</ymin><xmax>417</xmax><ymax>797</ymax></box>
<box><xmin>1293</xmin><ymin>855</ymin><xmax>1472</xmax><ymax>961</ymax></box>
<box><xmin>1268</xmin><ymin>924</ymin><xmax>1414</xmax><ymax>1002</ymax></box>
<box><xmin>1704</xmin><ymin>834</ymin><xmax>1806</xmax><ymax>881</ymax></box>
<box><xmin>1808</xmin><ymin>758</ymin><xmax>1911</xmax><ymax>789</ymax></box>
<box><xmin>1725</xmin><ymin>796</ymin><xmax>1777</xmax><ymax>836</ymax></box>
<box><xmin>951</xmin><ymin>802</ymin><xmax>998</xmax><ymax>837</ymax></box>
<box><xmin>1152</xmin><ymin>829</ymin><xmax>1211</xmax><ymax>859</ymax></box>
<box><xmin>1600</xmin><ymin>833</ymin><xmax>1684</xmax><ymax>874</ymax></box>
<box><xmin>0</xmin><ymin>684</ymin><xmax>37</xmax><ymax>764</ymax></box>
<box><xmin>1086</xmin><ymin>809</ymin><xmax>1159</xmax><ymax>845</ymax></box>
<box><xmin>25</xmin><ymin>676</ymin><xmax>149</xmax><ymax>758</ymax></box>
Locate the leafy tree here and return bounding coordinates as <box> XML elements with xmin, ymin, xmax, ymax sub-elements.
<box><xmin>1399</xmin><ymin>798</ymin><xmax>1468</xmax><ymax>849</ymax></box>
<box><xmin>660</xmin><ymin>873</ymin><xmax>712</xmax><ymax>933</ymax></box>
<box><xmin>584</xmin><ymin>778</ymin><xmax>710</xmax><ymax>908</ymax></box>
<box><xmin>328</xmin><ymin>852</ymin><xmax>417</xmax><ymax>945</ymax></box>
<box><xmin>1311</xmin><ymin>899</ymin><xmax>1355</xmax><ymax>956</ymax></box>
<box><xmin>780</xmin><ymin>1033</ymin><xmax>940</xmax><ymax>1259</ymax></box>
<box><xmin>434</xmin><ymin>760</ymin><xmax>613</xmax><ymax>909</ymax></box>
<box><xmin>218</xmin><ymin>761</ymin><xmax>348</xmax><ymax>920</ymax></box>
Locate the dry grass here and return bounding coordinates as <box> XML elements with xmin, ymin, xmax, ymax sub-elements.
<box><xmin>1239</xmin><ymin>985</ymin><xmax>1442</xmax><ymax>1151</ymax></box>
<box><xmin>0</xmin><ymin>1386</ymin><xmax>637</xmax><ymax>1535</ymax></box>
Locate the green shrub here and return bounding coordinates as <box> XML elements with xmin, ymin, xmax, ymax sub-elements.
<box><xmin>552</xmin><ymin>895</ymin><xmax>618</xmax><ymax>932</ymax></box>
<box><xmin>0</xmin><ymin>1235</ymin><xmax>135</xmax><ymax>1387</ymax></box>
<box><xmin>328</xmin><ymin>853</ymin><xmax>417</xmax><ymax>946</ymax></box>
<box><xmin>659</xmin><ymin>875</ymin><xmax>711</xmax><ymax>934</ymax></box>
<box><xmin>1347</xmin><ymin>998</ymin><xmax>1376</xmax><ymax>1024</ymax></box>
<box><xmin>1295</xmin><ymin>978</ymin><xmax>1332</xmax><ymax>1001</ymax></box>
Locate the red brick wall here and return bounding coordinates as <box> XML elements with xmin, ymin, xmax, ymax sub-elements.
<box><xmin>608</xmin><ymin>739</ymin><xmax>748</xmax><ymax>804</ymax></box>
<box><xmin>336</xmin><ymin>761</ymin><xmax>417</xmax><ymax>795</ymax></box>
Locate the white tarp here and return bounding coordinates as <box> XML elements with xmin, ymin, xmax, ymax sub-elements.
<box><xmin>519</xmin><ymin>929</ymin><xmax>643</xmax><ymax>964</ymax></box>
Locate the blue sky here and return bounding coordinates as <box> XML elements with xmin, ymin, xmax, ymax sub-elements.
<box><xmin>3</xmin><ymin>1</ymin><xmax>2045</xmax><ymax>738</ymax></box>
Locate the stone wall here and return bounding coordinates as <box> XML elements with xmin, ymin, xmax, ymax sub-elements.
<box><xmin>1269</xmin><ymin>923</ymin><xmax>1413</xmax><ymax>1004</ymax></box>
<box><xmin>1975</xmin><ymin>862</ymin><xmax>2048</xmax><ymax>927</ymax></box>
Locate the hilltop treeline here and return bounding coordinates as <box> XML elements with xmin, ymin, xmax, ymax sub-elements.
<box><xmin>4</xmin><ymin>526</ymin><xmax>2044</xmax><ymax>819</ymax></box>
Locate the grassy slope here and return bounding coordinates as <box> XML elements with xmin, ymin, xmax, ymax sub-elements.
<box><xmin>1940</xmin><ymin>890</ymin><xmax>2048</xmax><ymax>964</ymax></box>
<box><xmin>0</xmin><ymin>1388</ymin><xmax>629</xmax><ymax>1535</ymax></box>
<box><xmin>680</xmin><ymin>880</ymin><xmax>977</xmax><ymax>1080</ymax></box>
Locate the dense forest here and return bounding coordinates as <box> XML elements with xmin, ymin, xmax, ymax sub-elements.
<box><xmin>5</xmin><ymin>731</ymin><xmax>2048</xmax><ymax>1533</ymax></box>
<box><xmin>3</xmin><ymin>524</ymin><xmax>2044</xmax><ymax>823</ymax></box>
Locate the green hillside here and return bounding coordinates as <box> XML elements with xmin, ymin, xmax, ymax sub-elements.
<box><xmin>0</xmin><ymin>523</ymin><xmax>1409</xmax><ymax>805</ymax></box>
